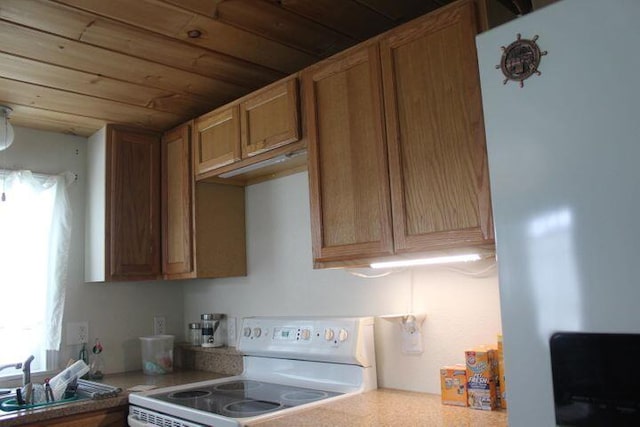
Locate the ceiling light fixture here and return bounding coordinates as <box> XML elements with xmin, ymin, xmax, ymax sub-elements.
<box><xmin>370</xmin><ymin>253</ymin><xmax>482</xmax><ymax>269</ymax></box>
<box><xmin>0</xmin><ymin>105</ymin><xmax>15</xmax><ymax>152</ymax></box>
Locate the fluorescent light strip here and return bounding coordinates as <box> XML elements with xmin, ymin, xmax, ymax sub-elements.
<box><xmin>370</xmin><ymin>253</ymin><xmax>482</xmax><ymax>269</ymax></box>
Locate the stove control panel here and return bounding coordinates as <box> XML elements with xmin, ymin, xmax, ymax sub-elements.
<box><xmin>238</xmin><ymin>316</ymin><xmax>375</xmax><ymax>367</ymax></box>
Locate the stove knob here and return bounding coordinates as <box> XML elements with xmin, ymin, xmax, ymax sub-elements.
<box><xmin>324</xmin><ymin>328</ymin><xmax>335</xmax><ymax>341</ymax></box>
<box><xmin>338</xmin><ymin>328</ymin><xmax>349</xmax><ymax>342</ymax></box>
<box><xmin>253</xmin><ymin>327</ymin><xmax>262</xmax><ymax>338</ymax></box>
<box><xmin>300</xmin><ymin>329</ymin><xmax>311</xmax><ymax>340</ymax></box>
<box><xmin>243</xmin><ymin>327</ymin><xmax>252</xmax><ymax>338</ymax></box>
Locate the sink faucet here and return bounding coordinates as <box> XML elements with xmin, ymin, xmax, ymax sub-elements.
<box><xmin>22</xmin><ymin>355</ymin><xmax>34</xmax><ymax>386</ymax></box>
<box><xmin>0</xmin><ymin>362</ymin><xmax>22</xmax><ymax>374</ymax></box>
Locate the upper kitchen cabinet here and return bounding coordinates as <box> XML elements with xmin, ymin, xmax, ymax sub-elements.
<box><xmin>193</xmin><ymin>106</ymin><xmax>241</xmax><ymax>176</ymax></box>
<box><xmin>85</xmin><ymin>125</ymin><xmax>161</xmax><ymax>282</ymax></box>
<box><xmin>194</xmin><ymin>77</ymin><xmax>304</xmax><ymax>184</ymax></box>
<box><xmin>162</xmin><ymin>122</ymin><xmax>247</xmax><ymax>280</ymax></box>
<box><xmin>240</xmin><ymin>78</ymin><xmax>300</xmax><ymax>158</ymax></box>
<box><xmin>304</xmin><ymin>0</ymin><xmax>493</xmax><ymax>267</ymax></box>
<box><xmin>381</xmin><ymin>0</ymin><xmax>493</xmax><ymax>253</ymax></box>
<box><xmin>162</xmin><ymin>123</ymin><xmax>193</xmax><ymax>277</ymax></box>
<box><xmin>304</xmin><ymin>44</ymin><xmax>394</xmax><ymax>263</ymax></box>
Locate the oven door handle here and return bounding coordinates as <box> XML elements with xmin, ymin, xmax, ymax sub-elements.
<box><xmin>127</xmin><ymin>415</ymin><xmax>152</xmax><ymax>427</ymax></box>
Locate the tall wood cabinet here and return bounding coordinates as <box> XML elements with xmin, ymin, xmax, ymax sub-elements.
<box><xmin>305</xmin><ymin>44</ymin><xmax>394</xmax><ymax>262</ymax></box>
<box><xmin>304</xmin><ymin>0</ymin><xmax>493</xmax><ymax>266</ymax></box>
<box><xmin>161</xmin><ymin>124</ymin><xmax>193</xmax><ymax>277</ymax></box>
<box><xmin>381</xmin><ymin>0</ymin><xmax>492</xmax><ymax>253</ymax></box>
<box><xmin>86</xmin><ymin>123</ymin><xmax>246</xmax><ymax>283</ymax></box>
<box><xmin>85</xmin><ymin>125</ymin><xmax>161</xmax><ymax>282</ymax></box>
<box><xmin>162</xmin><ymin>122</ymin><xmax>247</xmax><ymax>280</ymax></box>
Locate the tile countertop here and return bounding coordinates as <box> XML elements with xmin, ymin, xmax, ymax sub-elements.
<box><xmin>248</xmin><ymin>389</ymin><xmax>508</xmax><ymax>427</ymax></box>
<box><xmin>0</xmin><ymin>369</ymin><xmax>228</xmax><ymax>426</ymax></box>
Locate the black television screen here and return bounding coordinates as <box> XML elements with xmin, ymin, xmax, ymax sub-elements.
<box><xmin>550</xmin><ymin>332</ymin><xmax>640</xmax><ymax>426</ymax></box>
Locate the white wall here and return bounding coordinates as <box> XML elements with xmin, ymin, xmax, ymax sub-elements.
<box><xmin>1</xmin><ymin>126</ymin><xmax>183</xmax><ymax>375</ymax></box>
<box><xmin>0</xmin><ymin>126</ymin><xmax>503</xmax><ymax>392</ymax></box>
<box><xmin>184</xmin><ymin>172</ymin><xmax>502</xmax><ymax>394</ymax></box>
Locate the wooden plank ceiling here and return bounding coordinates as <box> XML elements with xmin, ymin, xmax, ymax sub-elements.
<box><xmin>0</xmin><ymin>0</ymin><xmax>455</xmax><ymax>137</ymax></box>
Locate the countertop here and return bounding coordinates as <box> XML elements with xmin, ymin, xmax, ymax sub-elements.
<box><xmin>248</xmin><ymin>389</ymin><xmax>508</xmax><ymax>427</ymax></box>
<box><xmin>0</xmin><ymin>370</ymin><xmax>227</xmax><ymax>426</ymax></box>
<box><xmin>1</xmin><ymin>371</ymin><xmax>508</xmax><ymax>426</ymax></box>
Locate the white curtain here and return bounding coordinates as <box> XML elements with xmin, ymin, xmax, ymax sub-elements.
<box><xmin>0</xmin><ymin>170</ymin><xmax>73</xmax><ymax>356</ymax></box>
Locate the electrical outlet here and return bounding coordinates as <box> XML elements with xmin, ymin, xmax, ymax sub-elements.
<box><xmin>227</xmin><ymin>317</ymin><xmax>237</xmax><ymax>347</ymax></box>
<box><xmin>153</xmin><ymin>316</ymin><xmax>166</xmax><ymax>335</ymax></box>
<box><xmin>66</xmin><ymin>321</ymin><xmax>89</xmax><ymax>345</ymax></box>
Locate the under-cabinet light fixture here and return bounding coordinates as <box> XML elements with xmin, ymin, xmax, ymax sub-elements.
<box><xmin>218</xmin><ymin>150</ymin><xmax>305</xmax><ymax>179</ymax></box>
<box><xmin>370</xmin><ymin>253</ymin><xmax>482</xmax><ymax>269</ymax></box>
<box><xmin>0</xmin><ymin>105</ymin><xmax>14</xmax><ymax>152</ymax></box>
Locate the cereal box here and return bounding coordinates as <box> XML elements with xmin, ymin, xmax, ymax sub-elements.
<box><xmin>465</xmin><ymin>346</ymin><xmax>498</xmax><ymax>410</ymax></box>
<box><xmin>440</xmin><ymin>364</ymin><xmax>468</xmax><ymax>407</ymax></box>
<box><xmin>497</xmin><ymin>335</ymin><xmax>507</xmax><ymax>409</ymax></box>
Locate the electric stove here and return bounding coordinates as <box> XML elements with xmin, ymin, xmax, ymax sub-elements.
<box><xmin>128</xmin><ymin>317</ymin><xmax>377</xmax><ymax>426</ymax></box>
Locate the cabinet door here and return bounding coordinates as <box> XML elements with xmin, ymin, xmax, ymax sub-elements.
<box><xmin>106</xmin><ymin>126</ymin><xmax>161</xmax><ymax>280</ymax></box>
<box><xmin>240</xmin><ymin>78</ymin><xmax>300</xmax><ymax>158</ymax></box>
<box><xmin>162</xmin><ymin>123</ymin><xmax>194</xmax><ymax>278</ymax></box>
<box><xmin>381</xmin><ymin>0</ymin><xmax>493</xmax><ymax>253</ymax></box>
<box><xmin>42</xmin><ymin>406</ymin><xmax>127</xmax><ymax>426</ymax></box>
<box><xmin>305</xmin><ymin>45</ymin><xmax>394</xmax><ymax>263</ymax></box>
<box><xmin>194</xmin><ymin>106</ymin><xmax>241</xmax><ymax>176</ymax></box>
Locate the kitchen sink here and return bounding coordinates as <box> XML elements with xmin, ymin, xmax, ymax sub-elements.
<box><xmin>0</xmin><ymin>393</ymin><xmax>88</xmax><ymax>412</ymax></box>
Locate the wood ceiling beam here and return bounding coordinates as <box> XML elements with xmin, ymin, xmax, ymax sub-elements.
<box><xmin>0</xmin><ymin>52</ymin><xmax>211</xmax><ymax>118</ymax></box>
<box><xmin>0</xmin><ymin>21</ymin><xmax>243</xmax><ymax>103</ymax></box>
<box><xmin>0</xmin><ymin>77</ymin><xmax>182</xmax><ymax>130</ymax></box>
<box><xmin>275</xmin><ymin>0</ymin><xmax>396</xmax><ymax>40</ymax></box>
<box><xmin>0</xmin><ymin>0</ymin><xmax>281</xmax><ymax>92</ymax></box>
<box><xmin>352</xmin><ymin>0</ymin><xmax>441</xmax><ymax>21</ymax></box>
<box><xmin>53</xmin><ymin>0</ymin><xmax>319</xmax><ymax>74</ymax></box>
<box><xmin>215</xmin><ymin>0</ymin><xmax>356</xmax><ymax>57</ymax></box>
<box><xmin>7</xmin><ymin>105</ymin><xmax>106</xmax><ymax>136</ymax></box>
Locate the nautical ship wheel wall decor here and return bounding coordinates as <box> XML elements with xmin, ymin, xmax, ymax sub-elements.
<box><xmin>497</xmin><ymin>34</ymin><xmax>547</xmax><ymax>87</ymax></box>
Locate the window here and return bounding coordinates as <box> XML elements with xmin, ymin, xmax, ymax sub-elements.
<box><xmin>0</xmin><ymin>170</ymin><xmax>72</xmax><ymax>378</ymax></box>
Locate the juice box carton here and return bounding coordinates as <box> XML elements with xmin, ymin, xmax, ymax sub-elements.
<box><xmin>497</xmin><ymin>335</ymin><xmax>507</xmax><ymax>409</ymax></box>
<box><xmin>465</xmin><ymin>346</ymin><xmax>498</xmax><ymax>410</ymax></box>
<box><xmin>440</xmin><ymin>364</ymin><xmax>468</xmax><ymax>407</ymax></box>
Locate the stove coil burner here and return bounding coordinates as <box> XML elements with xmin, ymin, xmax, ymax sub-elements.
<box><xmin>168</xmin><ymin>390</ymin><xmax>212</xmax><ymax>399</ymax></box>
<box><xmin>280</xmin><ymin>390</ymin><xmax>329</xmax><ymax>405</ymax></box>
<box><xmin>214</xmin><ymin>380</ymin><xmax>263</xmax><ymax>392</ymax></box>
<box><xmin>222</xmin><ymin>399</ymin><xmax>284</xmax><ymax>417</ymax></box>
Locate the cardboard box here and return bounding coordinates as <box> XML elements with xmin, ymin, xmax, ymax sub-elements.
<box><xmin>440</xmin><ymin>364</ymin><xmax>468</xmax><ymax>407</ymax></box>
<box><xmin>497</xmin><ymin>335</ymin><xmax>507</xmax><ymax>409</ymax></box>
<box><xmin>465</xmin><ymin>346</ymin><xmax>498</xmax><ymax>410</ymax></box>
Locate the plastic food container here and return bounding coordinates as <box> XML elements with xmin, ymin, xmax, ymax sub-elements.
<box><xmin>139</xmin><ymin>335</ymin><xmax>174</xmax><ymax>375</ymax></box>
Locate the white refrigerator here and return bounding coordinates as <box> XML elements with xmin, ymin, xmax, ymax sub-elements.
<box><xmin>477</xmin><ymin>0</ymin><xmax>640</xmax><ymax>425</ymax></box>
